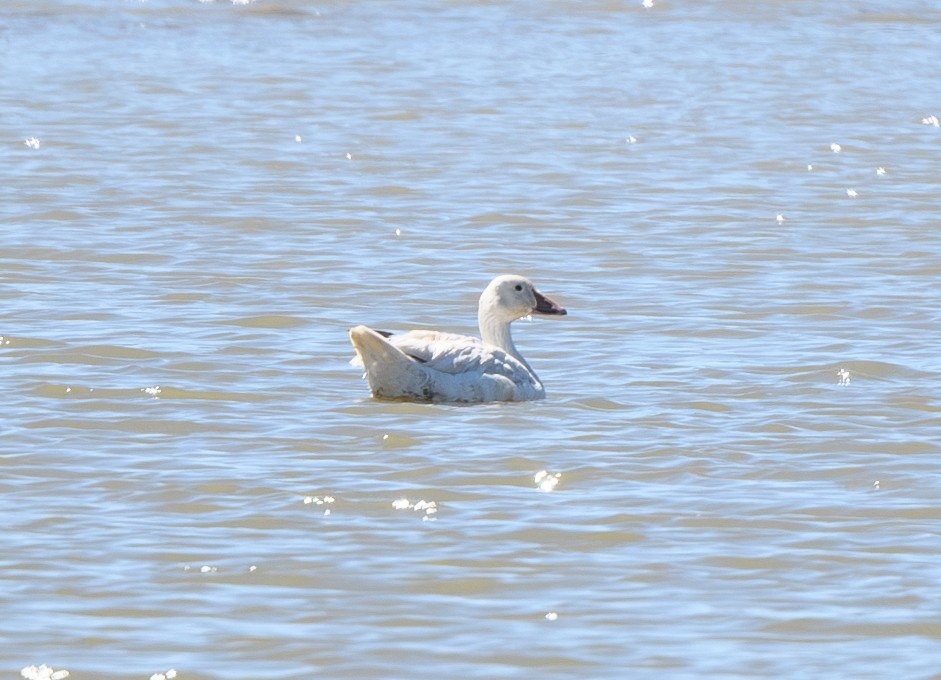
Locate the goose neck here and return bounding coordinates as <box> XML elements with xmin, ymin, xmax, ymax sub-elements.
<box><xmin>479</xmin><ymin>314</ymin><xmax>516</xmax><ymax>356</ymax></box>
<box><xmin>478</xmin><ymin>305</ymin><xmax>542</xmax><ymax>387</ymax></box>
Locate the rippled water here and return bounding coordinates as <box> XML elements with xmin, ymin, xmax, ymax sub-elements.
<box><xmin>3</xmin><ymin>1</ymin><xmax>941</xmax><ymax>678</ymax></box>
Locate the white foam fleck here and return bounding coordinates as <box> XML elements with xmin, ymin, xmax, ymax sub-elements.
<box><xmin>294</xmin><ymin>134</ymin><xmax>302</xmax><ymax>142</ymax></box>
<box><xmin>830</xmin><ymin>142</ymin><xmax>842</xmax><ymax>153</ymax></box>
<box><xmin>846</xmin><ymin>188</ymin><xmax>858</xmax><ymax>198</ymax></box>
<box><xmin>921</xmin><ymin>114</ymin><xmax>940</xmax><ymax>127</ymax></box>
<box><xmin>545</xmin><ymin>611</ymin><xmax>559</xmax><ymax>620</ymax></box>
<box><xmin>876</xmin><ymin>166</ymin><xmax>886</xmax><ymax>175</ymax></box>
<box><xmin>837</xmin><ymin>368</ymin><xmax>851</xmax><ymax>386</ymax></box>
<box><xmin>24</xmin><ymin>137</ymin><xmax>41</xmax><ymax>149</ymax></box>
<box><xmin>775</xmin><ymin>214</ymin><xmax>785</xmax><ymax>224</ymax></box>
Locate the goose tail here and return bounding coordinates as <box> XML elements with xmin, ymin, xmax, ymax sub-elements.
<box><xmin>348</xmin><ymin>325</ymin><xmax>432</xmax><ymax>400</ymax></box>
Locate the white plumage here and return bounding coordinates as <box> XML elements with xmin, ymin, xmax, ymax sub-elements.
<box><xmin>349</xmin><ymin>274</ymin><xmax>567</xmax><ymax>403</ymax></box>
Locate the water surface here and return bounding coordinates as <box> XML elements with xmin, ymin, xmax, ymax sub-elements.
<box><xmin>3</xmin><ymin>1</ymin><xmax>941</xmax><ymax>678</ymax></box>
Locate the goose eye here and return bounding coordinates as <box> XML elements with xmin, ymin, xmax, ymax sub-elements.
<box><xmin>514</xmin><ymin>284</ymin><xmax>523</xmax><ymax>291</ymax></box>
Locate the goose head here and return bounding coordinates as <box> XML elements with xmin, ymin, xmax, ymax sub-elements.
<box><xmin>479</xmin><ymin>275</ymin><xmax>567</xmax><ymax>324</ymax></box>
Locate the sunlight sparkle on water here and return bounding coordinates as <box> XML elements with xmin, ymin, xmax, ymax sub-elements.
<box><xmin>534</xmin><ymin>470</ymin><xmax>561</xmax><ymax>492</ymax></box>
<box><xmin>149</xmin><ymin>671</ymin><xmax>177</xmax><ymax>680</ymax></box>
<box><xmin>392</xmin><ymin>498</ymin><xmax>438</xmax><ymax>520</ymax></box>
<box><xmin>304</xmin><ymin>495</ymin><xmax>335</xmax><ymax>515</ymax></box>
<box><xmin>21</xmin><ymin>666</ymin><xmax>69</xmax><ymax>680</ymax></box>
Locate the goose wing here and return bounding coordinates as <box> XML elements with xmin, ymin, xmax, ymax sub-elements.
<box><xmin>386</xmin><ymin>330</ymin><xmax>515</xmax><ymax>376</ymax></box>
<box><xmin>349</xmin><ymin>326</ymin><xmax>544</xmax><ymax>402</ymax></box>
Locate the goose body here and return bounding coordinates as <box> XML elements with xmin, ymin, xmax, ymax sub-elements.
<box><xmin>349</xmin><ymin>275</ymin><xmax>567</xmax><ymax>403</ymax></box>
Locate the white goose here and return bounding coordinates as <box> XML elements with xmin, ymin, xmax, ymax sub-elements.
<box><xmin>349</xmin><ymin>274</ymin><xmax>567</xmax><ymax>403</ymax></box>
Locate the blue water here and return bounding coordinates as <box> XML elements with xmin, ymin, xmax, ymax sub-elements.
<box><xmin>3</xmin><ymin>1</ymin><xmax>941</xmax><ymax>678</ymax></box>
